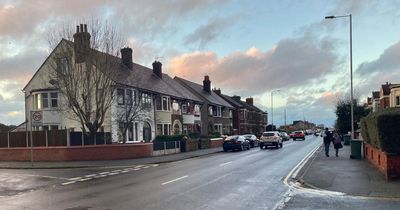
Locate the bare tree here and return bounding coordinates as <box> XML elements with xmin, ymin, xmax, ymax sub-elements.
<box><xmin>114</xmin><ymin>88</ymin><xmax>151</xmax><ymax>143</ymax></box>
<box><xmin>46</xmin><ymin>20</ymin><xmax>125</xmax><ymax>142</ymax></box>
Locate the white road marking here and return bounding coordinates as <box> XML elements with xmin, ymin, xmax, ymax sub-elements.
<box><xmin>162</xmin><ymin>175</ymin><xmax>188</xmax><ymax>185</ymax></box>
<box><xmin>61</xmin><ymin>181</ymin><xmax>76</xmax><ymax>185</ymax></box>
<box><xmin>78</xmin><ymin>178</ymin><xmax>92</xmax><ymax>182</ymax></box>
<box><xmin>68</xmin><ymin>177</ymin><xmax>83</xmax><ymax>181</ymax></box>
<box><xmin>61</xmin><ymin>164</ymin><xmax>159</xmax><ymax>186</ymax></box>
<box><xmin>219</xmin><ymin>161</ymin><xmax>232</xmax><ymax>166</ymax></box>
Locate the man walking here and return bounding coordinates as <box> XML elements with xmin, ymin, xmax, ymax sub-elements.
<box><xmin>323</xmin><ymin>128</ymin><xmax>333</xmax><ymax>157</ymax></box>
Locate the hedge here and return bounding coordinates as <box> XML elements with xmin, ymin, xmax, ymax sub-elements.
<box><xmin>360</xmin><ymin>109</ymin><xmax>400</xmax><ymax>154</ymax></box>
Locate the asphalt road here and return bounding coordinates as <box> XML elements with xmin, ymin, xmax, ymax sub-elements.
<box><xmin>0</xmin><ymin>136</ymin><xmax>399</xmax><ymax>210</ymax></box>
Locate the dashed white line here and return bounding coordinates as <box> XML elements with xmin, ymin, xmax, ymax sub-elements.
<box><xmin>68</xmin><ymin>177</ymin><xmax>83</xmax><ymax>181</ymax></box>
<box><xmin>62</xmin><ymin>181</ymin><xmax>76</xmax><ymax>185</ymax></box>
<box><xmin>85</xmin><ymin>174</ymin><xmax>97</xmax><ymax>177</ymax></box>
<box><xmin>78</xmin><ymin>178</ymin><xmax>92</xmax><ymax>182</ymax></box>
<box><xmin>162</xmin><ymin>175</ymin><xmax>188</xmax><ymax>185</ymax></box>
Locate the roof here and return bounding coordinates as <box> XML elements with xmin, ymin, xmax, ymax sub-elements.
<box><xmin>219</xmin><ymin>94</ymin><xmax>243</xmax><ymax>108</ymax></box>
<box><xmin>229</xmin><ymin>95</ymin><xmax>265</xmax><ymax>113</ymax></box>
<box><xmin>174</xmin><ymin>77</ymin><xmax>234</xmax><ymax>108</ymax></box>
<box><xmin>26</xmin><ymin>39</ymin><xmax>203</xmax><ymax>103</ymax></box>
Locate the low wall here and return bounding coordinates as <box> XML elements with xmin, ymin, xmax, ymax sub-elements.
<box><xmin>210</xmin><ymin>138</ymin><xmax>223</xmax><ymax>148</ymax></box>
<box><xmin>364</xmin><ymin>143</ymin><xmax>400</xmax><ymax>180</ymax></box>
<box><xmin>0</xmin><ymin>143</ymin><xmax>153</xmax><ymax>161</ymax></box>
<box><xmin>153</xmin><ymin>148</ymin><xmax>181</xmax><ymax>156</ymax></box>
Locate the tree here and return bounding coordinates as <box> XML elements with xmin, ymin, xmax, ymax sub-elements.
<box><xmin>335</xmin><ymin>98</ymin><xmax>371</xmax><ymax>134</ymax></box>
<box><xmin>114</xmin><ymin>88</ymin><xmax>150</xmax><ymax>143</ymax></box>
<box><xmin>47</xmin><ymin>20</ymin><xmax>125</xmax><ymax>142</ymax></box>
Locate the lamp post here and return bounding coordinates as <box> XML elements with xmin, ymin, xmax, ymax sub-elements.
<box><xmin>271</xmin><ymin>89</ymin><xmax>280</xmax><ymax>131</ymax></box>
<box><xmin>325</xmin><ymin>14</ymin><xmax>354</xmax><ymax>140</ymax></box>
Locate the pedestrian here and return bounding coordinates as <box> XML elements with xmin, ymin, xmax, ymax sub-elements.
<box><xmin>323</xmin><ymin>128</ymin><xmax>333</xmax><ymax>157</ymax></box>
<box><xmin>333</xmin><ymin>131</ymin><xmax>343</xmax><ymax>157</ymax></box>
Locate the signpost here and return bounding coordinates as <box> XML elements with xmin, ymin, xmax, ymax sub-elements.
<box><xmin>30</xmin><ymin>111</ymin><xmax>43</xmax><ymax>166</ymax></box>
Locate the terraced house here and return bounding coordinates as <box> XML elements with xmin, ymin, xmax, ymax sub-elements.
<box><xmin>23</xmin><ymin>24</ymin><xmax>204</xmax><ymax>143</ymax></box>
<box><xmin>175</xmin><ymin>76</ymin><xmax>234</xmax><ymax>136</ymax></box>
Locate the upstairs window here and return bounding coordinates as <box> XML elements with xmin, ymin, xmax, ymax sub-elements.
<box><xmin>50</xmin><ymin>92</ymin><xmax>58</xmax><ymax>108</ymax></box>
<box><xmin>33</xmin><ymin>92</ymin><xmax>58</xmax><ymax>110</ymax></box>
<box><xmin>117</xmin><ymin>89</ymin><xmax>124</xmax><ymax>105</ymax></box>
<box><xmin>142</xmin><ymin>93</ymin><xmax>152</xmax><ymax>108</ymax></box>
<box><xmin>182</xmin><ymin>104</ymin><xmax>187</xmax><ymax>114</ymax></box>
<box><xmin>155</xmin><ymin>96</ymin><xmax>170</xmax><ymax>111</ymax></box>
<box><xmin>58</xmin><ymin>57</ymin><xmax>70</xmax><ymax>73</ymax></box>
<box><xmin>396</xmin><ymin>96</ymin><xmax>400</xmax><ymax>106</ymax></box>
<box><xmin>126</xmin><ymin>89</ymin><xmax>133</xmax><ymax>105</ymax></box>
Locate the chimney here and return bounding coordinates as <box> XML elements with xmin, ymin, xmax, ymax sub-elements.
<box><xmin>73</xmin><ymin>24</ymin><xmax>91</xmax><ymax>63</ymax></box>
<box><xmin>203</xmin><ymin>75</ymin><xmax>211</xmax><ymax>93</ymax></box>
<box><xmin>232</xmin><ymin>95</ymin><xmax>241</xmax><ymax>101</ymax></box>
<box><xmin>121</xmin><ymin>47</ymin><xmax>133</xmax><ymax>69</ymax></box>
<box><xmin>246</xmin><ymin>97</ymin><xmax>254</xmax><ymax>106</ymax></box>
<box><xmin>152</xmin><ymin>61</ymin><xmax>162</xmax><ymax>78</ymax></box>
<box><xmin>212</xmin><ymin>88</ymin><xmax>221</xmax><ymax>95</ymax></box>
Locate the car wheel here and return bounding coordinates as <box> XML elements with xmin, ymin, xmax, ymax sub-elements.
<box><xmin>223</xmin><ymin>148</ymin><xmax>228</xmax><ymax>152</ymax></box>
<box><xmin>302</xmin><ymin>138</ymin><xmax>305</xmax><ymax>141</ymax></box>
<box><xmin>240</xmin><ymin>145</ymin><xmax>244</xmax><ymax>151</ymax></box>
<box><xmin>280</xmin><ymin>142</ymin><xmax>283</xmax><ymax>148</ymax></box>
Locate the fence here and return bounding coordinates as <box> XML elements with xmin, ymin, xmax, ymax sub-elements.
<box><xmin>153</xmin><ymin>141</ymin><xmax>181</xmax><ymax>156</ymax></box>
<box><xmin>0</xmin><ymin>130</ymin><xmax>111</xmax><ymax>148</ymax></box>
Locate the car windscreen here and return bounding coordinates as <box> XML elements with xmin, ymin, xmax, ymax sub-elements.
<box><xmin>295</xmin><ymin>132</ymin><xmax>303</xmax><ymax>134</ymax></box>
<box><xmin>262</xmin><ymin>133</ymin><xmax>274</xmax><ymax>137</ymax></box>
<box><xmin>225</xmin><ymin>136</ymin><xmax>239</xmax><ymax>141</ymax></box>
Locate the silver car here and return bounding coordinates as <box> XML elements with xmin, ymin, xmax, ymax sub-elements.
<box><xmin>259</xmin><ymin>131</ymin><xmax>283</xmax><ymax>149</ymax></box>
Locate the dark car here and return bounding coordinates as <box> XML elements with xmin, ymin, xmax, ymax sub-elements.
<box><xmin>242</xmin><ymin>134</ymin><xmax>259</xmax><ymax>148</ymax></box>
<box><xmin>223</xmin><ymin>135</ymin><xmax>250</xmax><ymax>152</ymax></box>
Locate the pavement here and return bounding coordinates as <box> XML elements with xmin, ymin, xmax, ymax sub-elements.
<box><xmin>296</xmin><ymin>142</ymin><xmax>400</xmax><ymax>198</ymax></box>
<box><xmin>0</xmin><ymin>147</ymin><xmax>222</xmax><ymax>169</ymax></box>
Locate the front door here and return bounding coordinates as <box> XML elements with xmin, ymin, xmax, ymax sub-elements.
<box><xmin>143</xmin><ymin>122</ymin><xmax>151</xmax><ymax>142</ymax></box>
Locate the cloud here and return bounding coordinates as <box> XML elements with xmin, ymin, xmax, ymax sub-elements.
<box><xmin>184</xmin><ymin>15</ymin><xmax>239</xmax><ymax>48</ymax></box>
<box><xmin>6</xmin><ymin>111</ymin><xmax>22</xmax><ymax>117</ymax></box>
<box><xmin>169</xmin><ymin>34</ymin><xmax>340</xmax><ymax>96</ymax></box>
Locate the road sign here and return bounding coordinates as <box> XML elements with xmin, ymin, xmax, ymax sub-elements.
<box><xmin>31</xmin><ymin>111</ymin><xmax>43</xmax><ymax>126</ymax></box>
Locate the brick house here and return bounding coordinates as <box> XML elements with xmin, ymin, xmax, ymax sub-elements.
<box><xmin>389</xmin><ymin>84</ymin><xmax>400</xmax><ymax>108</ymax></box>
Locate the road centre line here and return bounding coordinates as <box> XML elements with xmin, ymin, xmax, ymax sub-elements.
<box><xmin>162</xmin><ymin>175</ymin><xmax>188</xmax><ymax>185</ymax></box>
<box><xmin>61</xmin><ymin>181</ymin><xmax>76</xmax><ymax>185</ymax></box>
<box><xmin>219</xmin><ymin>161</ymin><xmax>232</xmax><ymax>166</ymax></box>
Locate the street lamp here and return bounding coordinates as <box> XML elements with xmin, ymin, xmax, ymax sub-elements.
<box><xmin>271</xmin><ymin>89</ymin><xmax>281</xmax><ymax>131</ymax></box>
<box><xmin>325</xmin><ymin>14</ymin><xmax>354</xmax><ymax>140</ymax></box>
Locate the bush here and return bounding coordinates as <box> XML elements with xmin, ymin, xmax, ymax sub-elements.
<box><xmin>209</xmin><ymin>132</ymin><xmax>221</xmax><ymax>138</ymax></box>
<box><xmin>361</xmin><ymin>109</ymin><xmax>400</xmax><ymax>154</ymax></box>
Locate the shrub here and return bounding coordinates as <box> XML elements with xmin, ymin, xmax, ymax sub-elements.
<box><xmin>209</xmin><ymin>132</ymin><xmax>221</xmax><ymax>138</ymax></box>
<box><xmin>361</xmin><ymin>109</ymin><xmax>400</xmax><ymax>154</ymax></box>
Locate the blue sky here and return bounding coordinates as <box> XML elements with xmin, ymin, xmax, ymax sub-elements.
<box><xmin>1</xmin><ymin>0</ymin><xmax>400</xmax><ymax>128</ymax></box>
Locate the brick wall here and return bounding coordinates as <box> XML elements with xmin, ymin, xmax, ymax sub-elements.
<box><xmin>0</xmin><ymin>143</ymin><xmax>153</xmax><ymax>161</ymax></box>
<box><xmin>210</xmin><ymin>138</ymin><xmax>223</xmax><ymax>148</ymax></box>
<box><xmin>364</xmin><ymin>143</ymin><xmax>400</xmax><ymax>180</ymax></box>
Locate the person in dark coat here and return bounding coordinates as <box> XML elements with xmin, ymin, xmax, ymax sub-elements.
<box><xmin>323</xmin><ymin>128</ymin><xmax>333</xmax><ymax>157</ymax></box>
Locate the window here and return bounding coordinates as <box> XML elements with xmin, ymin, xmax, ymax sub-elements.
<box><xmin>194</xmin><ymin>105</ymin><xmax>200</xmax><ymax>116</ymax></box>
<box><xmin>59</xmin><ymin>57</ymin><xmax>70</xmax><ymax>73</ymax></box>
<box><xmin>42</xmin><ymin>93</ymin><xmax>49</xmax><ymax>108</ymax></box>
<box><xmin>34</xmin><ymin>92</ymin><xmax>58</xmax><ymax>110</ymax></box>
<box><xmin>156</xmin><ymin>96</ymin><xmax>170</xmax><ymax>111</ymax></box>
<box><xmin>214</xmin><ymin>124</ymin><xmax>222</xmax><ymax>135</ymax></box>
<box><xmin>209</xmin><ymin>106</ymin><xmax>213</xmax><ymax>116</ymax></box>
<box><xmin>142</xmin><ymin>93</ymin><xmax>152</xmax><ymax>108</ymax></box>
<box><xmin>216</xmin><ymin>106</ymin><xmax>222</xmax><ymax>117</ymax></box>
<box><xmin>50</xmin><ymin>125</ymin><xmax>59</xmax><ymax>130</ymax></box>
<box><xmin>117</xmin><ymin>89</ymin><xmax>124</xmax><ymax>105</ymax></box>
<box><xmin>126</xmin><ymin>89</ymin><xmax>133</xmax><ymax>105</ymax></box>
<box><xmin>157</xmin><ymin>124</ymin><xmax>171</xmax><ymax>135</ymax></box>
<box><xmin>182</xmin><ymin>104</ymin><xmax>187</xmax><ymax>114</ymax></box>
<box><xmin>50</xmin><ymin>92</ymin><xmax>58</xmax><ymax>107</ymax></box>
<box><xmin>396</xmin><ymin>96</ymin><xmax>400</xmax><ymax>106</ymax></box>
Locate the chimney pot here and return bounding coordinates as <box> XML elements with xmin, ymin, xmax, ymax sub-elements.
<box><xmin>76</xmin><ymin>25</ymin><xmax>79</xmax><ymax>33</ymax></box>
<box><xmin>80</xmin><ymin>24</ymin><xmax>84</xmax><ymax>32</ymax></box>
<box><xmin>84</xmin><ymin>24</ymin><xmax>87</xmax><ymax>32</ymax></box>
<box><xmin>246</xmin><ymin>97</ymin><xmax>254</xmax><ymax>106</ymax></box>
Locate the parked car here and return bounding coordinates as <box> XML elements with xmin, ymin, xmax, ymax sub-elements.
<box><xmin>291</xmin><ymin>131</ymin><xmax>305</xmax><ymax>141</ymax></box>
<box><xmin>280</xmin><ymin>132</ymin><xmax>290</xmax><ymax>141</ymax></box>
<box><xmin>223</xmin><ymin>135</ymin><xmax>250</xmax><ymax>152</ymax></box>
<box><xmin>259</xmin><ymin>131</ymin><xmax>283</xmax><ymax>149</ymax></box>
<box><xmin>242</xmin><ymin>134</ymin><xmax>259</xmax><ymax>148</ymax></box>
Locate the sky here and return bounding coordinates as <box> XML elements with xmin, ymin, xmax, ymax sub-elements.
<box><xmin>1</xmin><ymin>0</ymin><xmax>400</xmax><ymax>127</ymax></box>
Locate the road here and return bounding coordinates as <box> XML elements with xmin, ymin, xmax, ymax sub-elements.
<box><xmin>0</xmin><ymin>135</ymin><xmax>399</xmax><ymax>210</ymax></box>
